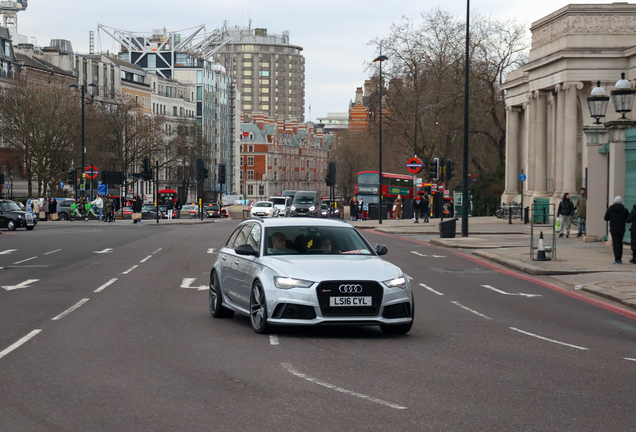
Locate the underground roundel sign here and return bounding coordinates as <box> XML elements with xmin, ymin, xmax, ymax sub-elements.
<box><xmin>406</xmin><ymin>157</ymin><xmax>423</xmax><ymax>174</ymax></box>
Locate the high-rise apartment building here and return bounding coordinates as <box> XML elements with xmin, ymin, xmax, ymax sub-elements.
<box><xmin>206</xmin><ymin>24</ymin><xmax>305</xmax><ymax>123</ymax></box>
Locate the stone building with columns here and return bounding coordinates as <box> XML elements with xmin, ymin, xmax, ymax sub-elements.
<box><xmin>502</xmin><ymin>3</ymin><xmax>636</xmax><ymax>240</ymax></box>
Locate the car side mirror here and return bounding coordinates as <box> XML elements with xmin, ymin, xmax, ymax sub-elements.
<box><xmin>375</xmin><ymin>244</ymin><xmax>388</xmax><ymax>256</ymax></box>
<box><xmin>235</xmin><ymin>244</ymin><xmax>259</xmax><ymax>257</ymax></box>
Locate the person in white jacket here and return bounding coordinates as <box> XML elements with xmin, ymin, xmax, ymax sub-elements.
<box><xmin>91</xmin><ymin>195</ymin><xmax>104</xmax><ymax>221</ymax></box>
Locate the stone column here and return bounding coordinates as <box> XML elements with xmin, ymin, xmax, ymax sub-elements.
<box><xmin>563</xmin><ymin>82</ymin><xmax>583</xmax><ymax>195</ymax></box>
<box><xmin>524</xmin><ymin>95</ymin><xmax>535</xmax><ymax>196</ymax></box>
<box><xmin>534</xmin><ymin>90</ymin><xmax>549</xmax><ymax>196</ymax></box>
<box><xmin>606</xmin><ymin>121</ymin><xmax>635</xmax><ymax>202</ymax></box>
<box><xmin>502</xmin><ymin>106</ymin><xmax>521</xmax><ymax>202</ymax></box>
<box><xmin>554</xmin><ymin>84</ymin><xmax>565</xmax><ymax>198</ymax></box>
<box><xmin>583</xmin><ymin>125</ymin><xmax>609</xmax><ymax>241</ymax></box>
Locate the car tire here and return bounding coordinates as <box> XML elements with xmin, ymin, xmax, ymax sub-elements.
<box><xmin>209</xmin><ymin>271</ymin><xmax>234</xmax><ymax>318</ymax></box>
<box><xmin>59</xmin><ymin>212</ymin><xmax>68</xmax><ymax>221</ymax></box>
<box><xmin>380</xmin><ymin>297</ymin><xmax>414</xmax><ymax>335</ymax></box>
<box><xmin>249</xmin><ymin>281</ymin><xmax>271</xmax><ymax>334</ymax></box>
<box><xmin>26</xmin><ymin>226</ymin><xmax>35</xmax><ymax>231</ymax></box>
<box><xmin>7</xmin><ymin>220</ymin><xmax>17</xmax><ymax>231</ymax></box>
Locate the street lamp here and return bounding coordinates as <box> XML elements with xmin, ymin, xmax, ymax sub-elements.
<box><xmin>461</xmin><ymin>0</ymin><xmax>470</xmax><ymax>237</ymax></box>
<box><xmin>373</xmin><ymin>53</ymin><xmax>388</xmax><ymax>224</ymax></box>
<box><xmin>587</xmin><ymin>81</ymin><xmax>610</xmax><ymax>124</ymax></box>
<box><xmin>610</xmin><ymin>72</ymin><xmax>636</xmax><ymax>119</ymax></box>
<box><xmin>69</xmin><ymin>82</ymin><xmax>97</xmax><ymax>198</ymax></box>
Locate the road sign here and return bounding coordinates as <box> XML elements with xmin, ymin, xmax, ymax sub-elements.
<box><xmin>85</xmin><ymin>165</ymin><xmax>99</xmax><ymax>179</ymax></box>
<box><xmin>518</xmin><ymin>173</ymin><xmax>527</xmax><ymax>182</ymax></box>
<box><xmin>80</xmin><ymin>184</ymin><xmax>86</xmax><ymax>190</ymax></box>
<box><xmin>6</xmin><ymin>184</ymin><xmax>10</xmax><ymax>190</ymax></box>
<box><xmin>98</xmin><ymin>182</ymin><xmax>107</xmax><ymax>196</ymax></box>
<box><xmin>406</xmin><ymin>157</ymin><xmax>424</xmax><ymax>174</ymax></box>
<box><xmin>431</xmin><ymin>183</ymin><xmax>438</xmax><ymax>192</ymax></box>
<box><xmin>59</xmin><ymin>181</ymin><xmax>64</xmax><ymax>189</ymax></box>
<box><xmin>444</xmin><ymin>189</ymin><xmax>450</xmax><ymax>198</ymax></box>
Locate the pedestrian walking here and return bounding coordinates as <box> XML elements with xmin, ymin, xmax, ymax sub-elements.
<box><xmin>49</xmin><ymin>198</ymin><xmax>58</xmax><ymax>221</ymax></box>
<box><xmin>349</xmin><ymin>196</ymin><xmax>358</xmax><ymax>221</ymax></box>
<box><xmin>42</xmin><ymin>198</ymin><xmax>50</xmax><ymax>221</ymax></box>
<box><xmin>604</xmin><ymin>196</ymin><xmax>630</xmax><ymax>264</ymax></box>
<box><xmin>626</xmin><ymin>203</ymin><xmax>636</xmax><ymax>264</ymax></box>
<box><xmin>412</xmin><ymin>194</ymin><xmax>423</xmax><ymax>223</ymax></box>
<box><xmin>31</xmin><ymin>197</ymin><xmax>41</xmax><ymax>221</ymax></box>
<box><xmin>357</xmin><ymin>198</ymin><xmax>365</xmax><ymax>221</ymax></box>
<box><xmin>91</xmin><ymin>194</ymin><xmax>104</xmax><ymax>221</ymax></box>
<box><xmin>557</xmin><ymin>193</ymin><xmax>575</xmax><ymax>238</ymax></box>
<box><xmin>422</xmin><ymin>195</ymin><xmax>430</xmax><ymax>222</ymax></box>
<box><xmin>132</xmin><ymin>195</ymin><xmax>143</xmax><ymax>224</ymax></box>
<box><xmin>105</xmin><ymin>196</ymin><xmax>114</xmax><ymax>222</ymax></box>
<box><xmin>175</xmin><ymin>198</ymin><xmax>182</xmax><ymax>219</ymax></box>
<box><xmin>166</xmin><ymin>196</ymin><xmax>174</xmax><ymax>219</ymax></box>
<box><xmin>576</xmin><ymin>187</ymin><xmax>587</xmax><ymax>237</ymax></box>
<box><xmin>393</xmin><ymin>195</ymin><xmax>403</xmax><ymax>220</ymax></box>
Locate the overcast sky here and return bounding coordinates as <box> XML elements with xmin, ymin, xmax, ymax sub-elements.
<box><xmin>15</xmin><ymin>0</ymin><xmax>606</xmax><ymax>121</ymax></box>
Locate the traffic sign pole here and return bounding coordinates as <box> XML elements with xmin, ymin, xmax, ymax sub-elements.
<box><xmin>519</xmin><ymin>170</ymin><xmax>526</xmax><ymax>222</ymax></box>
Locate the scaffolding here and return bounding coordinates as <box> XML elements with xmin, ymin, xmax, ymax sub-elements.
<box><xmin>0</xmin><ymin>0</ymin><xmax>27</xmax><ymax>38</ymax></box>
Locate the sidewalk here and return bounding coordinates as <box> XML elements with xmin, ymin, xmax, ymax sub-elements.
<box><xmin>350</xmin><ymin>216</ymin><xmax>636</xmax><ymax>311</ymax></box>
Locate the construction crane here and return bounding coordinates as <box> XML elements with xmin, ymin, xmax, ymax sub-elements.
<box><xmin>0</xmin><ymin>0</ymin><xmax>27</xmax><ymax>38</ymax></box>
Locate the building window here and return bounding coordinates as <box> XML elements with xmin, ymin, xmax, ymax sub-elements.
<box><xmin>240</xmin><ymin>157</ymin><xmax>244</xmax><ymax>166</ymax></box>
<box><xmin>243</xmin><ymin>45</ymin><xmax>254</xmax><ymax>52</ymax></box>
<box><xmin>247</xmin><ymin>184</ymin><xmax>254</xmax><ymax>195</ymax></box>
<box><xmin>248</xmin><ymin>145</ymin><xmax>254</xmax><ymax>152</ymax></box>
<box><xmin>244</xmin><ymin>62</ymin><xmax>252</xmax><ymax>68</ymax></box>
<box><xmin>243</xmin><ymin>103</ymin><xmax>252</xmax><ymax>110</ymax></box>
<box><xmin>259</xmin><ymin>71</ymin><xmax>270</xmax><ymax>77</ymax></box>
<box><xmin>247</xmin><ymin>157</ymin><xmax>254</xmax><ymax>166</ymax></box>
<box><xmin>243</xmin><ymin>79</ymin><xmax>252</xmax><ymax>85</ymax></box>
<box><xmin>173</xmin><ymin>106</ymin><xmax>177</xmax><ymax>116</ymax></box>
<box><xmin>244</xmin><ymin>87</ymin><xmax>252</xmax><ymax>93</ymax></box>
<box><xmin>248</xmin><ymin>170</ymin><xmax>254</xmax><ymax>180</ymax></box>
<box><xmin>240</xmin><ymin>171</ymin><xmax>244</xmax><ymax>180</ymax></box>
<box><xmin>243</xmin><ymin>70</ymin><xmax>252</xmax><ymax>76</ymax></box>
<box><xmin>259</xmin><ymin>185</ymin><xmax>264</xmax><ymax>196</ymax></box>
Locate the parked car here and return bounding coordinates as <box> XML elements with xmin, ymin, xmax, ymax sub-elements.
<box><xmin>0</xmin><ymin>200</ymin><xmax>37</xmax><ymax>231</ymax></box>
<box><xmin>204</xmin><ymin>203</ymin><xmax>228</xmax><ymax>218</ymax></box>
<box><xmin>250</xmin><ymin>201</ymin><xmax>279</xmax><ymax>218</ymax></box>
<box><xmin>115</xmin><ymin>204</ymin><xmax>160</xmax><ymax>220</ymax></box>
<box><xmin>290</xmin><ymin>191</ymin><xmax>319</xmax><ymax>218</ymax></box>
<box><xmin>208</xmin><ymin>218</ymin><xmax>413</xmax><ymax>334</ymax></box>
<box><xmin>267</xmin><ymin>196</ymin><xmax>291</xmax><ymax>217</ymax></box>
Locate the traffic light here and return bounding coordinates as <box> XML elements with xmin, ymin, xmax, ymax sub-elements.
<box><xmin>429</xmin><ymin>158</ymin><xmax>439</xmax><ymax>180</ymax></box>
<box><xmin>218</xmin><ymin>164</ymin><xmax>226</xmax><ymax>185</ymax></box>
<box><xmin>203</xmin><ymin>167</ymin><xmax>209</xmax><ymax>180</ymax></box>
<box><xmin>446</xmin><ymin>158</ymin><xmax>455</xmax><ymax>180</ymax></box>
<box><xmin>195</xmin><ymin>157</ymin><xmax>204</xmax><ymax>181</ymax></box>
<box><xmin>143</xmin><ymin>167</ymin><xmax>153</xmax><ymax>181</ymax></box>
<box><xmin>326</xmin><ymin>161</ymin><xmax>336</xmax><ymax>186</ymax></box>
<box><xmin>0</xmin><ymin>174</ymin><xmax>4</xmax><ymax>185</ymax></box>
<box><xmin>67</xmin><ymin>170</ymin><xmax>75</xmax><ymax>185</ymax></box>
<box><xmin>141</xmin><ymin>157</ymin><xmax>150</xmax><ymax>178</ymax></box>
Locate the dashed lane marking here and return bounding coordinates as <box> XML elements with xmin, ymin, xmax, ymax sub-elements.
<box><xmin>52</xmin><ymin>299</ymin><xmax>90</xmax><ymax>321</ymax></box>
<box><xmin>44</xmin><ymin>249</ymin><xmax>62</xmax><ymax>255</ymax></box>
<box><xmin>269</xmin><ymin>335</ymin><xmax>279</xmax><ymax>345</ymax></box>
<box><xmin>624</xmin><ymin>358</ymin><xmax>636</xmax><ymax>362</ymax></box>
<box><xmin>282</xmin><ymin>363</ymin><xmax>407</xmax><ymax>410</ymax></box>
<box><xmin>509</xmin><ymin>327</ymin><xmax>588</xmax><ymax>351</ymax></box>
<box><xmin>94</xmin><ymin>278</ymin><xmax>118</xmax><ymax>293</ymax></box>
<box><xmin>0</xmin><ymin>249</ymin><xmax>17</xmax><ymax>255</ymax></box>
<box><xmin>419</xmin><ymin>283</ymin><xmax>444</xmax><ymax>296</ymax></box>
<box><xmin>451</xmin><ymin>301</ymin><xmax>492</xmax><ymax>320</ymax></box>
<box><xmin>0</xmin><ymin>329</ymin><xmax>42</xmax><ymax>360</ymax></box>
<box><xmin>122</xmin><ymin>265</ymin><xmax>138</xmax><ymax>275</ymax></box>
<box><xmin>140</xmin><ymin>255</ymin><xmax>152</xmax><ymax>263</ymax></box>
<box><xmin>13</xmin><ymin>256</ymin><xmax>37</xmax><ymax>264</ymax></box>
<box><xmin>207</xmin><ymin>248</ymin><xmax>216</xmax><ymax>254</ymax></box>
<box><xmin>152</xmin><ymin>248</ymin><xmax>162</xmax><ymax>254</ymax></box>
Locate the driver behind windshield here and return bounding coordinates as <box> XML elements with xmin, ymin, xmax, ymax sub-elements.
<box><xmin>267</xmin><ymin>232</ymin><xmax>297</xmax><ymax>254</ymax></box>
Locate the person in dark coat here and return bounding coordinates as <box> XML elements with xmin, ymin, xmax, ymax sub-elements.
<box><xmin>132</xmin><ymin>195</ymin><xmax>143</xmax><ymax>224</ymax></box>
<box><xmin>349</xmin><ymin>197</ymin><xmax>358</xmax><ymax>221</ymax></box>
<box><xmin>166</xmin><ymin>196</ymin><xmax>174</xmax><ymax>219</ymax></box>
<box><xmin>422</xmin><ymin>195</ymin><xmax>430</xmax><ymax>222</ymax></box>
<box><xmin>604</xmin><ymin>196</ymin><xmax>630</xmax><ymax>264</ymax></box>
<box><xmin>412</xmin><ymin>194</ymin><xmax>424</xmax><ymax>223</ymax></box>
<box><xmin>627</xmin><ymin>203</ymin><xmax>636</xmax><ymax>264</ymax></box>
<box><xmin>557</xmin><ymin>192</ymin><xmax>575</xmax><ymax>238</ymax></box>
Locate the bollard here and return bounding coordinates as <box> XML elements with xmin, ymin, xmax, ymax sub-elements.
<box><xmin>524</xmin><ymin>207</ymin><xmax>529</xmax><ymax>224</ymax></box>
<box><xmin>508</xmin><ymin>206</ymin><xmax>512</xmax><ymax>224</ymax></box>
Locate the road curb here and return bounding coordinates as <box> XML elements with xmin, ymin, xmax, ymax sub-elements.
<box><xmin>469</xmin><ymin>250</ymin><xmax>604</xmax><ymax>276</ymax></box>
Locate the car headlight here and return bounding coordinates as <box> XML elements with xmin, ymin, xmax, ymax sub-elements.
<box><xmin>18</xmin><ymin>214</ymin><xmax>23</xmax><ymax>219</ymax></box>
<box><xmin>291</xmin><ymin>205</ymin><xmax>296</xmax><ymax>211</ymax></box>
<box><xmin>309</xmin><ymin>206</ymin><xmax>315</xmax><ymax>211</ymax></box>
<box><xmin>384</xmin><ymin>276</ymin><xmax>407</xmax><ymax>289</ymax></box>
<box><xmin>265</xmin><ymin>210</ymin><xmax>270</xmax><ymax>214</ymax></box>
<box><xmin>273</xmin><ymin>277</ymin><xmax>314</xmax><ymax>289</ymax></box>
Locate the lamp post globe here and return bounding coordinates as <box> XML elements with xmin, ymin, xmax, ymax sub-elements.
<box><xmin>610</xmin><ymin>72</ymin><xmax>636</xmax><ymax>119</ymax></box>
<box><xmin>587</xmin><ymin>81</ymin><xmax>610</xmax><ymax>125</ymax></box>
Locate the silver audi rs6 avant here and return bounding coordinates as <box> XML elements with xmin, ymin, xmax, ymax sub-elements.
<box><xmin>209</xmin><ymin>218</ymin><xmax>414</xmax><ymax>334</ymax></box>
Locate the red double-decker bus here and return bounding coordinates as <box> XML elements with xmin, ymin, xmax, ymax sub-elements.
<box><xmin>355</xmin><ymin>171</ymin><xmax>415</xmax><ymax>204</ymax></box>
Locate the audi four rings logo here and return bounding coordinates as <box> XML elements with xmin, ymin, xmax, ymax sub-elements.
<box><xmin>339</xmin><ymin>284</ymin><xmax>363</xmax><ymax>293</ymax></box>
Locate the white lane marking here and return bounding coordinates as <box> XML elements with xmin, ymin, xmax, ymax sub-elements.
<box><xmin>480</xmin><ymin>285</ymin><xmax>541</xmax><ymax>298</ymax></box>
<box><xmin>624</xmin><ymin>358</ymin><xmax>636</xmax><ymax>362</ymax></box>
<box><xmin>93</xmin><ymin>248</ymin><xmax>114</xmax><ymax>254</ymax></box>
<box><xmin>94</xmin><ymin>278</ymin><xmax>118</xmax><ymax>293</ymax></box>
<box><xmin>122</xmin><ymin>265</ymin><xmax>138</xmax><ymax>275</ymax></box>
<box><xmin>0</xmin><ymin>329</ymin><xmax>42</xmax><ymax>360</ymax></box>
<box><xmin>44</xmin><ymin>249</ymin><xmax>62</xmax><ymax>255</ymax></box>
<box><xmin>419</xmin><ymin>283</ymin><xmax>444</xmax><ymax>296</ymax></box>
<box><xmin>152</xmin><ymin>248</ymin><xmax>162</xmax><ymax>254</ymax></box>
<box><xmin>509</xmin><ymin>327</ymin><xmax>589</xmax><ymax>351</ymax></box>
<box><xmin>269</xmin><ymin>335</ymin><xmax>279</xmax><ymax>345</ymax></box>
<box><xmin>451</xmin><ymin>301</ymin><xmax>492</xmax><ymax>320</ymax></box>
<box><xmin>282</xmin><ymin>363</ymin><xmax>407</xmax><ymax>410</ymax></box>
<box><xmin>181</xmin><ymin>278</ymin><xmax>207</xmax><ymax>291</ymax></box>
<box><xmin>207</xmin><ymin>248</ymin><xmax>216</xmax><ymax>254</ymax></box>
<box><xmin>404</xmin><ymin>274</ymin><xmax>413</xmax><ymax>280</ymax></box>
<box><xmin>410</xmin><ymin>251</ymin><xmax>446</xmax><ymax>258</ymax></box>
<box><xmin>13</xmin><ymin>256</ymin><xmax>37</xmax><ymax>264</ymax></box>
<box><xmin>0</xmin><ymin>249</ymin><xmax>17</xmax><ymax>255</ymax></box>
<box><xmin>52</xmin><ymin>299</ymin><xmax>90</xmax><ymax>321</ymax></box>
<box><xmin>2</xmin><ymin>279</ymin><xmax>39</xmax><ymax>291</ymax></box>
<box><xmin>140</xmin><ymin>255</ymin><xmax>152</xmax><ymax>263</ymax></box>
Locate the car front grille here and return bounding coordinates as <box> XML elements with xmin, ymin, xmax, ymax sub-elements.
<box><xmin>25</xmin><ymin>214</ymin><xmax>34</xmax><ymax>222</ymax></box>
<box><xmin>382</xmin><ymin>302</ymin><xmax>411</xmax><ymax>319</ymax></box>
<box><xmin>272</xmin><ymin>303</ymin><xmax>317</xmax><ymax>320</ymax></box>
<box><xmin>316</xmin><ymin>281</ymin><xmax>384</xmax><ymax>317</ymax></box>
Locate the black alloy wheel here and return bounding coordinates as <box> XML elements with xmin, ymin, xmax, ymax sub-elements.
<box><xmin>58</xmin><ymin>212</ymin><xmax>68</xmax><ymax>221</ymax></box>
<box><xmin>249</xmin><ymin>281</ymin><xmax>271</xmax><ymax>334</ymax></box>
<box><xmin>209</xmin><ymin>271</ymin><xmax>234</xmax><ymax>318</ymax></box>
<box><xmin>380</xmin><ymin>295</ymin><xmax>415</xmax><ymax>335</ymax></box>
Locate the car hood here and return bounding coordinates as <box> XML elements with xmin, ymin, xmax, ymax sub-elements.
<box><xmin>260</xmin><ymin>255</ymin><xmax>402</xmax><ymax>282</ymax></box>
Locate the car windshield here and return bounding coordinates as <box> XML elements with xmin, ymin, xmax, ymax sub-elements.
<box><xmin>205</xmin><ymin>204</ymin><xmax>219</xmax><ymax>210</ymax></box>
<box><xmin>264</xmin><ymin>226</ymin><xmax>373</xmax><ymax>256</ymax></box>
<box><xmin>1</xmin><ymin>201</ymin><xmax>21</xmax><ymax>211</ymax></box>
<box><xmin>268</xmin><ymin>198</ymin><xmax>286</xmax><ymax>205</ymax></box>
<box><xmin>255</xmin><ymin>202</ymin><xmax>272</xmax><ymax>207</ymax></box>
<box><xmin>293</xmin><ymin>195</ymin><xmax>315</xmax><ymax>204</ymax></box>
